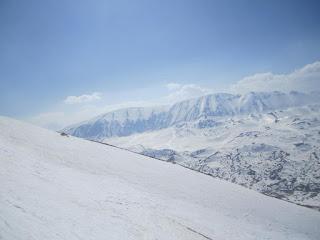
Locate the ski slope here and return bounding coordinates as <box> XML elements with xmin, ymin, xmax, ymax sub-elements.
<box><xmin>1</xmin><ymin>116</ymin><xmax>320</xmax><ymax>240</ymax></box>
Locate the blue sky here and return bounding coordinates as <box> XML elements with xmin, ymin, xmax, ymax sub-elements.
<box><xmin>0</xmin><ymin>0</ymin><xmax>320</xmax><ymax>129</ymax></box>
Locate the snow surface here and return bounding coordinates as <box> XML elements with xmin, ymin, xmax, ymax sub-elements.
<box><xmin>1</xmin><ymin>116</ymin><xmax>320</xmax><ymax>240</ymax></box>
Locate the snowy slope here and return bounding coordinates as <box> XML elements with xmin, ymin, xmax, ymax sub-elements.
<box><xmin>1</xmin><ymin>116</ymin><xmax>320</xmax><ymax>240</ymax></box>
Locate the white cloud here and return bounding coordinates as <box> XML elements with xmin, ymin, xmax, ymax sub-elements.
<box><xmin>165</xmin><ymin>83</ymin><xmax>212</xmax><ymax>102</ymax></box>
<box><xmin>230</xmin><ymin>61</ymin><xmax>320</xmax><ymax>93</ymax></box>
<box><xmin>64</xmin><ymin>92</ymin><xmax>102</xmax><ymax>104</ymax></box>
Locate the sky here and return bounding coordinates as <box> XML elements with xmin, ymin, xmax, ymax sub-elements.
<box><xmin>0</xmin><ymin>0</ymin><xmax>320</xmax><ymax>129</ymax></box>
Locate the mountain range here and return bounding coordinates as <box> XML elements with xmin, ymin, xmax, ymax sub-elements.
<box><xmin>64</xmin><ymin>91</ymin><xmax>319</xmax><ymax>140</ymax></box>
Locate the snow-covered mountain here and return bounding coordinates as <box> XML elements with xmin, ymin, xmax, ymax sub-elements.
<box><xmin>63</xmin><ymin>91</ymin><xmax>320</xmax><ymax>209</ymax></box>
<box><xmin>2</xmin><ymin>117</ymin><xmax>320</xmax><ymax>239</ymax></box>
<box><xmin>63</xmin><ymin>91</ymin><xmax>320</xmax><ymax>140</ymax></box>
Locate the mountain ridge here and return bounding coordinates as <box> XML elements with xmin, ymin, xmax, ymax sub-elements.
<box><xmin>63</xmin><ymin>91</ymin><xmax>320</xmax><ymax>140</ymax></box>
